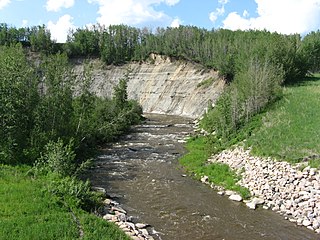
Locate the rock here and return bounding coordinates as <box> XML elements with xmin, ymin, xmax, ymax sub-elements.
<box><xmin>111</xmin><ymin>206</ymin><xmax>127</xmax><ymax>214</ymax></box>
<box><xmin>103</xmin><ymin>214</ymin><xmax>116</xmax><ymax>221</ymax></box>
<box><xmin>207</xmin><ymin>146</ymin><xmax>320</xmax><ymax>233</ymax></box>
<box><xmin>225</xmin><ymin>190</ymin><xmax>235</xmax><ymax>196</ymax></box>
<box><xmin>126</xmin><ymin>222</ymin><xmax>136</xmax><ymax>230</ymax></box>
<box><xmin>246</xmin><ymin>201</ymin><xmax>257</xmax><ymax>210</ymax></box>
<box><xmin>302</xmin><ymin>219</ymin><xmax>311</xmax><ymax>227</ymax></box>
<box><xmin>91</xmin><ymin>186</ymin><xmax>106</xmax><ymax>194</ymax></box>
<box><xmin>201</xmin><ymin>176</ymin><xmax>209</xmax><ymax>183</ymax></box>
<box><xmin>217</xmin><ymin>191</ymin><xmax>225</xmax><ymax>195</ymax></box>
<box><xmin>103</xmin><ymin>198</ymin><xmax>112</xmax><ymax>205</ymax></box>
<box><xmin>135</xmin><ymin>223</ymin><xmax>148</xmax><ymax>229</ymax></box>
<box><xmin>251</xmin><ymin>197</ymin><xmax>265</xmax><ymax>205</ymax></box>
<box><xmin>115</xmin><ymin>212</ymin><xmax>127</xmax><ymax>221</ymax></box>
<box><xmin>140</xmin><ymin>228</ymin><xmax>149</xmax><ymax>236</ymax></box>
<box><xmin>125</xmin><ymin>231</ymin><xmax>136</xmax><ymax>237</ymax></box>
<box><xmin>313</xmin><ymin>220</ymin><xmax>320</xmax><ymax>229</ymax></box>
<box><xmin>131</xmin><ymin>236</ymin><xmax>141</xmax><ymax>240</ymax></box>
<box><xmin>229</xmin><ymin>194</ymin><xmax>243</xmax><ymax>202</ymax></box>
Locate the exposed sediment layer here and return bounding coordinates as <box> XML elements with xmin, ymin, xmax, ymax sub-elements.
<box><xmin>72</xmin><ymin>54</ymin><xmax>224</xmax><ymax>118</ymax></box>
<box><xmin>208</xmin><ymin>147</ymin><xmax>320</xmax><ymax>234</ymax></box>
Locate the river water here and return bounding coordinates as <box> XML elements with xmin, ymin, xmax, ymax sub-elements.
<box><xmin>88</xmin><ymin>114</ymin><xmax>319</xmax><ymax>240</ymax></box>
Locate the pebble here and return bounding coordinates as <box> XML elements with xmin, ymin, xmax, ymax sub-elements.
<box><xmin>101</xmin><ymin>196</ymin><xmax>154</xmax><ymax>239</ymax></box>
<box><xmin>208</xmin><ymin>146</ymin><xmax>320</xmax><ymax>234</ymax></box>
<box><xmin>229</xmin><ymin>194</ymin><xmax>243</xmax><ymax>202</ymax></box>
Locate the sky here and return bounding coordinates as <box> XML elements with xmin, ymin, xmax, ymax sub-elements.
<box><xmin>1</xmin><ymin>0</ymin><xmax>320</xmax><ymax>43</ymax></box>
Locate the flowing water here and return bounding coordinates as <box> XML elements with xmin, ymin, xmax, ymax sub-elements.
<box><xmin>88</xmin><ymin>114</ymin><xmax>319</xmax><ymax>240</ymax></box>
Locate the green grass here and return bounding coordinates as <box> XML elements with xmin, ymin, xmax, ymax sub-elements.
<box><xmin>197</xmin><ymin>77</ymin><xmax>215</xmax><ymax>88</ymax></box>
<box><xmin>246</xmin><ymin>75</ymin><xmax>320</xmax><ymax>165</ymax></box>
<box><xmin>0</xmin><ymin>164</ymin><xmax>130</xmax><ymax>240</ymax></box>
<box><xmin>179</xmin><ymin>137</ymin><xmax>250</xmax><ymax>199</ymax></box>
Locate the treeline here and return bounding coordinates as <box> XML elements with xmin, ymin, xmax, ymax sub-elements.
<box><xmin>0</xmin><ymin>44</ymin><xmax>142</xmax><ymax>166</ymax></box>
<box><xmin>2</xmin><ymin>23</ymin><xmax>320</xmax><ymax>81</ymax></box>
<box><xmin>0</xmin><ymin>42</ymin><xmax>142</xmax><ymax>212</ymax></box>
<box><xmin>64</xmin><ymin>25</ymin><xmax>319</xmax><ymax>83</ymax></box>
<box><xmin>2</xmin><ymin>23</ymin><xmax>320</xmax><ymax>150</ymax></box>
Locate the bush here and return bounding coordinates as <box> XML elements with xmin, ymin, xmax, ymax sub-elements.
<box><xmin>201</xmin><ymin>58</ymin><xmax>283</xmax><ymax>139</ymax></box>
<box><xmin>34</xmin><ymin>138</ymin><xmax>90</xmax><ymax>177</ymax></box>
<box><xmin>46</xmin><ymin>175</ymin><xmax>102</xmax><ymax>210</ymax></box>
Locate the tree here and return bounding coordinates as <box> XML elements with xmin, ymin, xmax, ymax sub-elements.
<box><xmin>0</xmin><ymin>44</ymin><xmax>39</xmax><ymax>163</ymax></box>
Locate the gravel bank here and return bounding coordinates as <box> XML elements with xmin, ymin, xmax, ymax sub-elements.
<box><xmin>207</xmin><ymin>147</ymin><xmax>320</xmax><ymax>234</ymax></box>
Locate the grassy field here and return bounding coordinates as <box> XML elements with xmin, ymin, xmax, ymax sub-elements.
<box><xmin>246</xmin><ymin>74</ymin><xmax>320</xmax><ymax>167</ymax></box>
<box><xmin>180</xmin><ymin>74</ymin><xmax>320</xmax><ymax>197</ymax></box>
<box><xmin>0</xmin><ymin>164</ymin><xmax>130</xmax><ymax>240</ymax></box>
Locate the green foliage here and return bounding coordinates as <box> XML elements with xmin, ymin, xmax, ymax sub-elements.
<box><xmin>197</xmin><ymin>77</ymin><xmax>215</xmax><ymax>88</ymax></box>
<box><xmin>34</xmin><ymin>138</ymin><xmax>86</xmax><ymax>177</ymax></box>
<box><xmin>46</xmin><ymin>174</ymin><xmax>100</xmax><ymax>210</ymax></box>
<box><xmin>245</xmin><ymin>75</ymin><xmax>320</xmax><ymax>164</ymax></box>
<box><xmin>201</xmin><ymin>58</ymin><xmax>283</xmax><ymax>140</ymax></box>
<box><xmin>29</xmin><ymin>25</ymin><xmax>53</xmax><ymax>53</ymax></box>
<box><xmin>179</xmin><ymin>136</ymin><xmax>250</xmax><ymax>199</ymax></box>
<box><xmin>1</xmin><ymin>24</ymin><xmax>316</xmax><ymax>85</ymax></box>
<box><xmin>0</xmin><ymin>165</ymin><xmax>79</xmax><ymax>239</ymax></box>
<box><xmin>0</xmin><ymin>45</ymin><xmax>39</xmax><ymax>164</ymax></box>
<box><xmin>63</xmin><ymin>26</ymin><xmax>311</xmax><ymax>84</ymax></box>
<box><xmin>0</xmin><ymin>165</ymin><xmax>130</xmax><ymax>239</ymax></box>
<box><xmin>34</xmin><ymin>53</ymin><xmax>74</xmax><ymax>141</ymax></box>
<box><xmin>0</xmin><ymin>45</ymin><xmax>142</xmax><ymax>165</ymax></box>
<box><xmin>301</xmin><ymin>31</ymin><xmax>320</xmax><ymax>73</ymax></box>
<box><xmin>79</xmin><ymin>214</ymin><xmax>131</xmax><ymax>240</ymax></box>
<box><xmin>113</xmin><ymin>72</ymin><xmax>129</xmax><ymax>110</ymax></box>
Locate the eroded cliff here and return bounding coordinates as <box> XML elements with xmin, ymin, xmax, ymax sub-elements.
<box><xmin>73</xmin><ymin>54</ymin><xmax>225</xmax><ymax>118</ymax></box>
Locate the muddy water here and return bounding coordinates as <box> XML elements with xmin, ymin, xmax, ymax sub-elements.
<box><xmin>88</xmin><ymin>114</ymin><xmax>319</xmax><ymax>240</ymax></box>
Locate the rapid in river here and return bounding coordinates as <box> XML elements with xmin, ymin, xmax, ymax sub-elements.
<box><xmin>87</xmin><ymin>114</ymin><xmax>319</xmax><ymax>240</ymax></box>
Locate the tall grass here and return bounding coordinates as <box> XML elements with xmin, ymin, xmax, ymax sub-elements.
<box><xmin>179</xmin><ymin>137</ymin><xmax>250</xmax><ymax>199</ymax></box>
<box><xmin>0</xmin><ymin>165</ymin><xmax>130</xmax><ymax>240</ymax></box>
<box><xmin>246</xmin><ymin>75</ymin><xmax>320</xmax><ymax>167</ymax></box>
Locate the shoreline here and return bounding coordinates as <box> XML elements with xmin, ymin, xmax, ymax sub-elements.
<box><xmin>205</xmin><ymin>146</ymin><xmax>320</xmax><ymax>234</ymax></box>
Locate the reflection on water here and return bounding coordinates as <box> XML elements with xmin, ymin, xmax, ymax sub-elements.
<box><xmin>88</xmin><ymin>114</ymin><xmax>319</xmax><ymax>240</ymax></box>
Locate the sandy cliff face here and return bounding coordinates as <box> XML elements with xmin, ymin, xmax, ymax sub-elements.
<box><xmin>73</xmin><ymin>54</ymin><xmax>225</xmax><ymax>118</ymax></box>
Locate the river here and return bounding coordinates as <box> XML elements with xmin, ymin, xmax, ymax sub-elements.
<box><xmin>88</xmin><ymin>114</ymin><xmax>319</xmax><ymax>240</ymax></box>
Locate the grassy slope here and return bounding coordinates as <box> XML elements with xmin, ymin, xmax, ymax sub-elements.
<box><xmin>179</xmin><ymin>137</ymin><xmax>250</xmax><ymax>198</ymax></box>
<box><xmin>180</xmin><ymin>75</ymin><xmax>320</xmax><ymax>197</ymax></box>
<box><xmin>0</xmin><ymin>165</ymin><xmax>130</xmax><ymax>240</ymax></box>
<box><xmin>247</xmin><ymin>74</ymin><xmax>320</xmax><ymax>166</ymax></box>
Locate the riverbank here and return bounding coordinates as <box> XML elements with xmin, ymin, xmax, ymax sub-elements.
<box><xmin>207</xmin><ymin>146</ymin><xmax>320</xmax><ymax>234</ymax></box>
<box><xmin>0</xmin><ymin>164</ymin><xmax>131</xmax><ymax>240</ymax></box>
<box><xmin>188</xmin><ymin>76</ymin><xmax>320</xmax><ymax>235</ymax></box>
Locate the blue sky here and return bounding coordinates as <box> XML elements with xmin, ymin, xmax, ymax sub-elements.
<box><xmin>1</xmin><ymin>0</ymin><xmax>320</xmax><ymax>42</ymax></box>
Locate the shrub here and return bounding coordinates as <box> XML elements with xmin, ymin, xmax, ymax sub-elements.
<box><xmin>46</xmin><ymin>175</ymin><xmax>102</xmax><ymax>210</ymax></box>
<box><xmin>34</xmin><ymin>138</ymin><xmax>90</xmax><ymax>177</ymax></box>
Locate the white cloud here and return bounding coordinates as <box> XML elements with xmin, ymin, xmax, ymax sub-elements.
<box><xmin>22</xmin><ymin>19</ymin><xmax>28</xmax><ymax>27</ymax></box>
<box><xmin>165</xmin><ymin>0</ymin><xmax>179</xmax><ymax>6</ymax></box>
<box><xmin>243</xmin><ymin>10</ymin><xmax>249</xmax><ymax>17</ymax></box>
<box><xmin>0</xmin><ymin>0</ymin><xmax>10</xmax><ymax>10</ymax></box>
<box><xmin>209</xmin><ymin>0</ymin><xmax>229</xmax><ymax>24</ymax></box>
<box><xmin>218</xmin><ymin>0</ymin><xmax>229</xmax><ymax>4</ymax></box>
<box><xmin>88</xmin><ymin>0</ymin><xmax>180</xmax><ymax>27</ymax></box>
<box><xmin>47</xmin><ymin>14</ymin><xmax>75</xmax><ymax>43</ymax></box>
<box><xmin>209</xmin><ymin>6</ymin><xmax>225</xmax><ymax>23</ymax></box>
<box><xmin>222</xmin><ymin>0</ymin><xmax>320</xmax><ymax>34</ymax></box>
<box><xmin>170</xmin><ymin>17</ymin><xmax>182</xmax><ymax>28</ymax></box>
<box><xmin>46</xmin><ymin>0</ymin><xmax>74</xmax><ymax>12</ymax></box>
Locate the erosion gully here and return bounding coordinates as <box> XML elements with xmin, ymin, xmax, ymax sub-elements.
<box><xmin>87</xmin><ymin>114</ymin><xmax>319</xmax><ymax>240</ymax></box>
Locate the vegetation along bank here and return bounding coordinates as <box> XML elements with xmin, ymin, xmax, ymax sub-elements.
<box><xmin>1</xmin><ymin>23</ymin><xmax>320</xmax><ymax>237</ymax></box>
